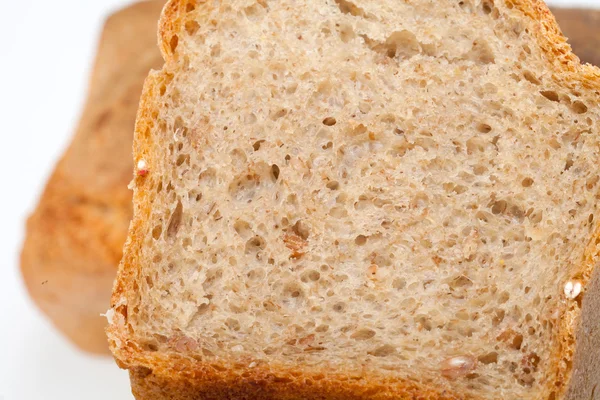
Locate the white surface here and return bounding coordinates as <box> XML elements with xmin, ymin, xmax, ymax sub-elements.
<box><xmin>0</xmin><ymin>0</ymin><xmax>599</xmax><ymax>399</ymax></box>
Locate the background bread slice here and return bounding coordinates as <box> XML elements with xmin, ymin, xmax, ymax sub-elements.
<box><xmin>108</xmin><ymin>0</ymin><xmax>600</xmax><ymax>399</ymax></box>
<box><xmin>20</xmin><ymin>0</ymin><xmax>164</xmax><ymax>354</ymax></box>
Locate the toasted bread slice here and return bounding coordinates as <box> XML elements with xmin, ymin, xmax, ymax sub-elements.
<box><xmin>108</xmin><ymin>1</ymin><xmax>600</xmax><ymax>398</ymax></box>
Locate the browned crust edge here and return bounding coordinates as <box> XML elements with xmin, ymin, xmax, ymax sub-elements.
<box><xmin>108</xmin><ymin>1</ymin><xmax>600</xmax><ymax>398</ymax></box>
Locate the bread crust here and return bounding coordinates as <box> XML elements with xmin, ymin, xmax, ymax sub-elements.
<box><xmin>20</xmin><ymin>0</ymin><xmax>164</xmax><ymax>354</ymax></box>
<box><xmin>109</xmin><ymin>0</ymin><xmax>600</xmax><ymax>397</ymax></box>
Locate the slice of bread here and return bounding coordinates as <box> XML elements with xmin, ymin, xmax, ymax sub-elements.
<box><xmin>17</xmin><ymin>4</ymin><xmax>598</xmax><ymax>359</ymax></box>
<box><xmin>20</xmin><ymin>0</ymin><xmax>164</xmax><ymax>354</ymax></box>
<box><xmin>17</xmin><ymin>1</ymin><xmax>597</xmax><ymax>360</ymax></box>
<box><xmin>107</xmin><ymin>0</ymin><xmax>600</xmax><ymax>398</ymax></box>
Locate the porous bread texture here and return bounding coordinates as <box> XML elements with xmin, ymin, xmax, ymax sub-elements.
<box><xmin>109</xmin><ymin>0</ymin><xmax>600</xmax><ymax>399</ymax></box>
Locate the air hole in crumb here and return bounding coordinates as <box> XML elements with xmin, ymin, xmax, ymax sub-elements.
<box><xmin>393</xmin><ymin>278</ymin><xmax>406</xmax><ymax>290</ymax></box>
<box><xmin>145</xmin><ymin>276</ymin><xmax>154</xmax><ymax>289</ymax></box>
<box><xmin>185</xmin><ymin>20</ymin><xmax>200</xmax><ymax>35</ymax></box>
<box><xmin>176</xmin><ymin>154</ymin><xmax>189</xmax><ymax>166</ymax></box>
<box><xmin>449</xmin><ymin>275</ymin><xmax>473</xmax><ymax>289</ymax></box>
<box><xmin>491</xmin><ymin>200</ymin><xmax>508</xmax><ymax>215</ymax></box>
<box><xmin>522</xmin><ymin>177</ymin><xmax>534</xmax><ymax>187</ymax></box>
<box><xmin>166</xmin><ymin>201</ymin><xmax>183</xmax><ymax>238</ymax></box>
<box><xmin>225</xmin><ymin>318</ymin><xmax>241</xmax><ymax>331</ymax></box>
<box><xmin>271</xmin><ymin>164</ymin><xmax>280</xmax><ymax>181</ymax></box>
<box><xmin>152</xmin><ymin>225</ymin><xmax>163</xmax><ymax>240</ymax></box>
<box><xmin>333</xmin><ymin>302</ymin><xmax>346</xmax><ymax>312</ymax></box>
<box><xmin>540</xmin><ymin>90</ymin><xmax>559</xmax><ymax>102</ymax></box>
<box><xmin>368</xmin><ymin>344</ymin><xmax>396</xmax><ymax>357</ymax></box>
<box><xmin>245</xmin><ymin>236</ymin><xmax>266</xmax><ymax>254</ymax></box>
<box><xmin>323</xmin><ymin>117</ymin><xmax>337</xmax><ymax>126</ymax></box>
<box><xmin>301</xmin><ymin>270</ymin><xmax>321</xmax><ymax>283</ymax></box>
<box><xmin>326</xmin><ymin>181</ymin><xmax>340</xmax><ymax>190</ymax></box>
<box><xmin>355</xmin><ymin>235</ymin><xmax>367</xmax><ymax>245</ymax></box>
<box><xmin>379</xmin><ymin>30</ymin><xmax>420</xmax><ymax>59</ymax></box>
<box><xmin>292</xmin><ymin>220</ymin><xmax>310</xmax><ymax>240</ymax></box>
<box><xmin>170</xmin><ymin>35</ymin><xmax>179</xmax><ymax>53</ymax></box>
<box><xmin>247</xmin><ymin>269</ymin><xmax>266</xmax><ymax>281</ymax></box>
<box><xmin>351</xmin><ymin>328</ymin><xmax>376</xmax><ymax>340</ymax></box>
<box><xmin>145</xmin><ymin>344</ymin><xmax>158</xmax><ymax>352</ymax></box>
<box><xmin>572</xmin><ymin>100</ymin><xmax>588</xmax><ymax>114</ymax></box>
<box><xmin>196</xmin><ymin>303</ymin><xmax>210</xmax><ymax>316</ymax></box>
<box><xmin>523</xmin><ymin>71</ymin><xmax>540</xmax><ymax>85</ymax></box>
<box><xmin>283</xmin><ymin>282</ymin><xmax>304</xmax><ymax>299</ymax></box>
<box><xmin>470</xmin><ymin>39</ymin><xmax>495</xmax><ymax>64</ymax></box>
<box><xmin>253</xmin><ymin>140</ymin><xmax>265</xmax><ymax>151</ymax></box>
<box><xmin>564</xmin><ymin>158</ymin><xmax>574</xmax><ymax>171</ymax></box>
<box><xmin>477</xmin><ymin>123</ymin><xmax>492</xmax><ymax>133</ymax></box>
<box><xmin>186</xmin><ymin>1</ymin><xmax>196</xmax><ymax>12</ymax></box>
<box><xmin>234</xmin><ymin>220</ymin><xmax>253</xmax><ymax>238</ymax></box>
<box><xmin>529</xmin><ymin>210</ymin><xmax>543</xmax><ymax>224</ymax></box>
<box><xmin>271</xmin><ymin>108</ymin><xmax>287</xmax><ymax>120</ymax></box>
<box><xmin>338</xmin><ymin>23</ymin><xmax>356</xmax><ymax>43</ymax></box>
<box><xmin>492</xmin><ymin>309</ymin><xmax>505</xmax><ymax>326</ymax></box>
<box><xmin>478</xmin><ymin>352</ymin><xmax>498</xmax><ymax>364</ymax></box>
<box><xmin>482</xmin><ymin>1</ymin><xmax>493</xmax><ymax>14</ymax></box>
<box><xmin>511</xmin><ymin>334</ymin><xmax>524</xmax><ymax>350</ymax></box>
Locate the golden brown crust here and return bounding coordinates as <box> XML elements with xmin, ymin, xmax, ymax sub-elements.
<box><xmin>552</xmin><ymin>8</ymin><xmax>600</xmax><ymax>67</ymax></box>
<box><xmin>109</xmin><ymin>0</ymin><xmax>600</xmax><ymax>397</ymax></box>
<box><xmin>20</xmin><ymin>0</ymin><xmax>164</xmax><ymax>354</ymax></box>
<box><xmin>129</xmin><ymin>364</ymin><xmax>461</xmax><ymax>400</ymax></box>
<box><xmin>111</xmin><ymin>347</ymin><xmax>462</xmax><ymax>400</ymax></box>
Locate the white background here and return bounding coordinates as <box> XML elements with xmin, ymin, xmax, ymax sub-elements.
<box><xmin>0</xmin><ymin>0</ymin><xmax>598</xmax><ymax>399</ymax></box>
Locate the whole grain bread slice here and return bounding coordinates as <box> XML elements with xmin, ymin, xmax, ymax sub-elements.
<box><xmin>108</xmin><ymin>1</ymin><xmax>600</xmax><ymax>398</ymax></box>
<box><xmin>20</xmin><ymin>0</ymin><xmax>164</xmax><ymax>354</ymax></box>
